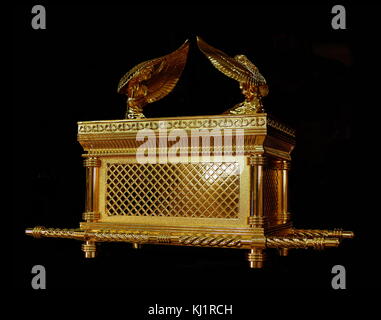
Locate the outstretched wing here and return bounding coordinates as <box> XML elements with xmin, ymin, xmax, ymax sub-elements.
<box><xmin>234</xmin><ymin>54</ymin><xmax>267</xmax><ymax>85</ymax></box>
<box><xmin>117</xmin><ymin>40</ymin><xmax>189</xmax><ymax>103</ymax></box>
<box><xmin>197</xmin><ymin>36</ymin><xmax>263</xmax><ymax>86</ymax></box>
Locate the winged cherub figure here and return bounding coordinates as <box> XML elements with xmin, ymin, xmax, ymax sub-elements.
<box><xmin>118</xmin><ymin>40</ymin><xmax>190</xmax><ymax>119</ymax></box>
<box><xmin>197</xmin><ymin>36</ymin><xmax>268</xmax><ymax>114</ymax></box>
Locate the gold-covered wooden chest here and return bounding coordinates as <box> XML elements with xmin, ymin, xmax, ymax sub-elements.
<box><xmin>26</xmin><ymin>114</ymin><xmax>353</xmax><ymax>268</ymax></box>
<box><xmin>26</xmin><ymin>37</ymin><xmax>353</xmax><ymax>268</ymax></box>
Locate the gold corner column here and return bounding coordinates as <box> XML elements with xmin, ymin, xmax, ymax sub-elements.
<box><xmin>275</xmin><ymin>160</ymin><xmax>291</xmax><ymax>225</ymax></box>
<box><xmin>248</xmin><ymin>154</ymin><xmax>266</xmax><ymax>228</ymax></box>
<box><xmin>247</xmin><ymin>154</ymin><xmax>266</xmax><ymax>268</ymax></box>
<box><xmin>82</xmin><ymin>157</ymin><xmax>101</xmax><ymax>258</ymax></box>
<box><xmin>83</xmin><ymin>157</ymin><xmax>101</xmax><ymax>222</ymax></box>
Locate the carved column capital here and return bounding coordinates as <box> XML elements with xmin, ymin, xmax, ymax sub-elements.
<box><xmin>248</xmin><ymin>153</ymin><xmax>266</xmax><ymax>166</ymax></box>
<box><xmin>83</xmin><ymin>157</ymin><xmax>101</xmax><ymax>167</ymax></box>
<box><xmin>273</xmin><ymin>160</ymin><xmax>291</xmax><ymax>170</ymax></box>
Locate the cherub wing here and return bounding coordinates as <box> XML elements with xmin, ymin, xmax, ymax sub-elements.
<box><xmin>196</xmin><ymin>36</ymin><xmax>265</xmax><ymax>86</ymax></box>
<box><xmin>117</xmin><ymin>40</ymin><xmax>189</xmax><ymax>103</ymax></box>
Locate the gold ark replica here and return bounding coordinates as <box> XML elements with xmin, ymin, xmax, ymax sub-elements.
<box><xmin>26</xmin><ymin>37</ymin><xmax>353</xmax><ymax>268</ymax></box>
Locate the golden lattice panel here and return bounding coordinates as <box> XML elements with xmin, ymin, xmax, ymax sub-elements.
<box><xmin>264</xmin><ymin>168</ymin><xmax>279</xmax><ymax>216</ymax></box>
<box><xmin>105</xmin><ymin>162</ymin><xmax>240</xmax><ymax>219</ymax></box>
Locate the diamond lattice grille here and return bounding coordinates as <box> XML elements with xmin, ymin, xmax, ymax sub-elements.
<box><xmin>105</xmin><ymin>162</ymin><xmax>240</xmax><ymax>218</ymax></box>
<box><xmin>264</xmin><ymin>168</ymin><xmax>279</xmax><ymax>216</ymax></box>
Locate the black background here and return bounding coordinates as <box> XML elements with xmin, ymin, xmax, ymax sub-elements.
<box><xmin>12</xmin><ymin>3</ymin><xmax>379</xmax><ymax>303</ymax></box>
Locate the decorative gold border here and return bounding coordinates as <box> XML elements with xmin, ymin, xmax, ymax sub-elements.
<box><xmin>78</xmin><ymin>114</ymin><xmax>268</xmax><ymax>135</ymax></box>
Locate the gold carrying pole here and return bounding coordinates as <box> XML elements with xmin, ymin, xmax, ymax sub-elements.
<box><xmin>25</xmin><ymin>226</ymin><xmax>352</xmax><ymax>251</ymax></box>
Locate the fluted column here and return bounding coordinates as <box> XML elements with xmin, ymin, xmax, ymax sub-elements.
<box><xmin>82</xmin><ymin>157</ymin><xmax>101</xmax><ymax>258</ymax></box>
<box><xmin>274</xmin><ymin>160</ymin><xmax>291</xmax><ymax>225</ymax></box>
<box><xmin>82</xmin><ymin>157</ymin><xmax>101</xmax><ymax>222</ymax></box>
<box><xmin>247</xmin><ymin>153</ymin><xmax>266</xmax><ymax>268</ymax></box>
<box><xmin>247</xmin><ymin>154</ymin><xmax>266</xmax><ymax>228</ymax></box>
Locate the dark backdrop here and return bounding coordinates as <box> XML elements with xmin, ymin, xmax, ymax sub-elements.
<box><xmin>13</xmin><ymin>4</ymin><xmax>379</xmax><ymax>299</ymax></box>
